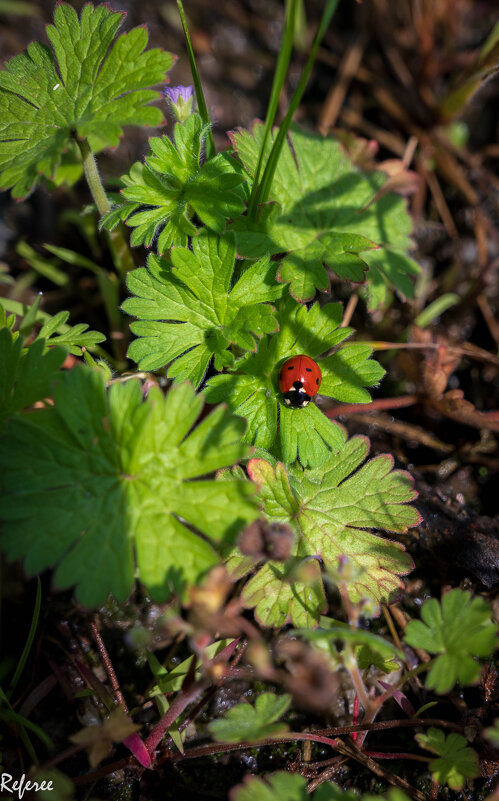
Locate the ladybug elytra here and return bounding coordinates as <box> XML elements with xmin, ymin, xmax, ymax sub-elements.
<box><xmin>278</xmin><ymin>355</ymin><xmax>322</xmax><ymax>408</ymax></box>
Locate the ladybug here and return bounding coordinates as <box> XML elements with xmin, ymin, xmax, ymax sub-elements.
<box><xmin>278</xmin><ymin>355</ymin><xmax>322</xmax><ymax>408</ymax></box>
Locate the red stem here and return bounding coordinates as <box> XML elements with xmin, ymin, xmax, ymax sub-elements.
<box><xmin>90</xmin><ymin>620</ymin><xmax>128</xmax><ymax>712</ymax></box>
<box><xmin>363</xmin><ymin>751</ymin><xmax>431</xmax><ymax>762</ymax></box>
<box><xmin>352</xmin><ymin>694</ymin><xmax>359</xmax><ymax>742</ymax></box>
<box><xmin>325</xmin><ymin>395</ymin><xmax>419</xmax><ymax>419</ymax></box>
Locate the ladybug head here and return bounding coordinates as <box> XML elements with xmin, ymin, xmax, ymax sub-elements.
<box><xmin>282</xmin><ymin>388</ymin><xmax>311</xmax><ymax>408</ymax></box>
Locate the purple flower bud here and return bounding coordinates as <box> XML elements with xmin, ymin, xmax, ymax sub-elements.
<box><xmin>162</xmin><ymin>85</ymin><xmax>195</xmax><ymax>122</ymax></box>
<box><xmin>163</xmin><ymin>85</ymin><xmax>194</xmax><ymax>104</ymax></box>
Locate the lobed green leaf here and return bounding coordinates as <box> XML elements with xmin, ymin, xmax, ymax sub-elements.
<box><xmin>205</xmin><ymin>296</ymin><xmax>384</xmax><ymax>468</ymax></box>
<box><xmin>231</xmin><ymin>773</ymin><xmax>411</xmax><ymax>801</ymax></box>
<box><xmin>227</xmin><ymin>436</ymin><xmax>419</xmax><ymax>627</ymax></box>
<box><xmin>123</xmin><ymin>229</ymin><xmax>284</xmax><ymax>384</ymax></box>
<box><xmin>416</xmin><ymin>728</ymin><xmax>479</xmax><ymax>789</ymax></box>
<box><xmin>230</xmin><ymin>123</ymin><xmax>420</xmax><ymax>308</ymax></box>
<box><xmin>0</xmin><ymin>368</ymin><xmax>257</xmax><ymax>605</ymax></box>
<box><xmin>209</xmin><ymin>692</ymin><xmax>291</xmax><ymax>743</ymax></box>
<box><xmin>0</xmin><ymin>328</ymin><xmax>66</xmax><ymax>430</ymax></box>
<box><xmin>0</xmin><ymin>3</ymin><xmax>174</xmax><ymax>197</ymax></box>
<box><xmin>404</xmin><ymin>589</ymin><xmax>497</xmax><ymax>693</ymax></box>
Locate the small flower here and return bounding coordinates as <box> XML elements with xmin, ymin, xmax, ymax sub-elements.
<box><xmin>162</xmin><ymin>84</ymin><xmax>194</xmax><ymax>122</ymax></box>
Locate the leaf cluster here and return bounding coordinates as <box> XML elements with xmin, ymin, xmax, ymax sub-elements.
<box><xmin>102</xmin><ymin>113</ymin><xmax>246</xmax><ymax>249</ymax></box>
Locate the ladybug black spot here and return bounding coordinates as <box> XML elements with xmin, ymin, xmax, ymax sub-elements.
<box><xmin>306</xmin><ymin>367</ymin><xmax>312</xmax><ymax>372</ymax></box>
<box><xmin>316</xmin><ymin>378</ymin><xmax>320</xmax><ymax>384</ymax></box>
<box><xmin>287</xmin><ymin>365</ymin><xmax>294</xmax><ymax>370</ymax></box>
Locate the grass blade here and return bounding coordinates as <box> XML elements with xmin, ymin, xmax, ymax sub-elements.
<box><xmin>254</xmin><ymin>0</ymin><xmax>341</xmax><ymax>210</ymax></box>
<box><xmin>8</xmin><ymin>578</ymin><xmax>42</xmax><ymax>697</ymax></box>
<box><xmin>176</xmin><ymin>0</ymin><xmax>216</xmax><ymax>160</ymax></box>
<box><xmin>248</xmin><ymin>0</ymin><xmax>299</xmax><ymax>217</ymax></box>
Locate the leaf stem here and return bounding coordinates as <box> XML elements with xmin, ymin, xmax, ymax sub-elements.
<box><xmin>77</xmin><ymin>137</ymin><xmax>135</xmax><ymax>279</ymax></box>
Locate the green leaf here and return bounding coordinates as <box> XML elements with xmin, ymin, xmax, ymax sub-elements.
<box><xmin>228</xmin><ymin>436</ymin><xmax>419</xmax><ymax>627</ymax></box>
<box><xmin>122</xmin><ymin>229</ymin><xmax>284</xmax><ymax>382</ymax></box>
<box><xmin>38</xmin><ymin>312</ymin><xmax>106</xmax><ymax>356</ymax></box>
<box><xmin>231</xmin><ymin>774</ymin><xmax>411</xmax><ymax>801</ymax></box>
<box><xmin>0</xmin><ymin>299</ymin><xmax>106</xmax><ymax>356</ymax></box>
<box><xmin>0</xmin><ymin>368</ymin><xmax>257</xmax><ymax>605</ymax></box>
<box><xmin>415</xmin><ymin>728</ymin><xmax>479</xmax><ymax>790</ymax></box>
<box><xmin>0</xmin><ymin>328</ymin><xmax>66</xmax><ymax>430</ymax></box>
<box><xmin>485</xmin><ymin>719</ymin><xmax>499</xmax><ymax>746</ymax></box>
<box><xmin>404</xmin><ymin>589</ymin><xmax>497</xmax><ymax>694</ymax></box>
<box><xmin>209</xmin><ymin>692</ymin><xmax>291</xmax><ymax>743</ymax></box>
<box><xmin>356</xmin><ymin>644</ymin><xmax>400</xmax><ymax>673</ymax></box>
<box><xmin>101</xmin><ymin>114</ymin><xmax>246</xmax><ymax>249</ymax></box>
<box><xmin>230</xmin><ymin>123</ymin><xmax>420</xmax><ymax>308</ymax></box>
<box><xmin>205</xmin><ymin>296</ymin><xmax>384</xmax><ymax>468</ymax></box>
<box><xmin>0</xmin><ymin>2</ymin><xmax>174</xmax><ymax>198</ymax></box>
<box><xmin>231</xmin><ymin>773</ymin><xmax>308</xmax><ymax>801</ymax></box>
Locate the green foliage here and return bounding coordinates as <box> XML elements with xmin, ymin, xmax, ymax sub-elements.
<box><xmin>30</xmin><ymin>770</ymin><xmax>75</xmax><ymax>801</ymax></box>
<box><xmin>101</xmin><ymin>114</ymin><xmax>246</xmax><ymax>250</ymax></box>
<box><xmin>415</xmin><ymin>728</ymin><xmax>479</xmax><ymax>789</ymax></box>
<box><xmin>0</xmin><ymin>297</ymin><xmax>105</xmax><ymax>357</ymax></box>
<box><xmin>227</xmin><ymin>436</ymin><xmax>419</xmax><ymax>627</ymax></box>
<box><xmin>231</xmin><ymin>772</ymin><xmax>309</xmax><ymax>801</ymax></box>
<box><xmin>0</xmin><ymin>368</ymin><xmax>257</xmax><ymax>605</ymax></box>
<box><xmin>122</xmin><ymin>230</ymin><xmax>284</xmax><ymax>380</ymax></box>
<box><xmin>404</xmin><ymin>589</ymin><xmax>497</xmax><ymax>693</ymax></box>
<box><xmin>230</xmin><ymin>123</ymin><xmax>420</xmax><ymax>308</ymax></box>
<box><xmin>0</xmin><ymin>3</ymin><xmax>174</xmax><ymax>198</ymax></box>
<box><xmin>231</xmin><ymin>772</ymin><xmax>411</xmax><ymax>801</ymax></box>
<box><xmin>37</xmin><ymin>311</ymin><xmax>106</xmax><ymax>355</ymax></box>
<box><xmin>205</xmin><ymin>296</ymin><xmax>384</xmax><ymax>468</ymax></box>
<box><xmin>209</xmin><ymin>692</ymin><xmax>291</xmax><ymax>743</ymax></box>
<box><xmin>485</xmin><ymin>719</ymin><xmax>499</xmax><ymax>745</ymax></box>
<box><xmin>356</xmin><ymin>644</ymin><xmax>400</xmax><ymax>673</ymax></box>
<box><xmin>0</xmin><ymin>328</ymin><xmax>66</xmax><ymax>430</ymax></box>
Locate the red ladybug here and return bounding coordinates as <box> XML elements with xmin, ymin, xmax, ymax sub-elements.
<box><xmin>278</xmin><ymin>355</ymin><xmax>322</xmax><ymax>408</ymax></box>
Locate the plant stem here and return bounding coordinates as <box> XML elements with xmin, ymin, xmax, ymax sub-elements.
<box><xmin>91</xmin><ymin>619</ymin><xmax>128</xmax><ymax>712</ymax></box>
<box><xmin>77</xmin><ymin>137</ymin><xmax>135</xmax><ymax>280</ymax></box>
<box><xmin>344</xmin><ymin>643</ymin><xmax>374</xmax><ymax>717</ymax></box>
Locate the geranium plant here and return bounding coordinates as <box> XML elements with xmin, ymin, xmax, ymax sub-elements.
<box><xmin>0</xmin><ymin>1</ymin><xmax>496</xmax><ymax>799</ymax></box>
